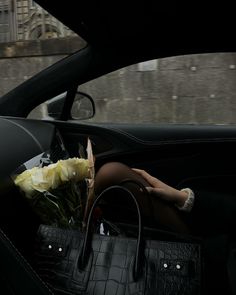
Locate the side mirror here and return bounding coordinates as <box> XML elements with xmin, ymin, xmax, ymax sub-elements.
<box><xmin>46</xmin><ymin>91</ymin><xmax>95</xmax><ymax>120</ymax></box>
<box><xmin>71</xmin><ymin>91</ymin><xmax>95</xmax><ymax>120</ymax></box>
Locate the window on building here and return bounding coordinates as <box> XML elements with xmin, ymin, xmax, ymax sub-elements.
<box><xmin>0</xmin><ymin>9</ymin><xmax>10</xmax><ymax>42</ymax></box>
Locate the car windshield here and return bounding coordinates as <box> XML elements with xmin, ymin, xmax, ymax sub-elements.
<box><xmin>0</xmin><ymin>0</ymin><xmax>85</xmax><ymax>98</ymax></box>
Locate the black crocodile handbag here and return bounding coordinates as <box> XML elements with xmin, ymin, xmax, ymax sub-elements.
<box><xmin>34</xmin><ymin>185</ymin><xmax>202</xmax><ymax>295</ymax></box>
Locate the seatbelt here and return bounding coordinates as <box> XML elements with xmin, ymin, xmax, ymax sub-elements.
<box><xmin>0</xmin><ymin>228</ymin><xmax>53</xmax><ymax>295</ymax></box>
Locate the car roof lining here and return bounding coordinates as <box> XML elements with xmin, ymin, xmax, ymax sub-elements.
<box><xmin>34</xmin><ymin>0</ymin><xmax>236</xmax><ymax>53</ymax></box>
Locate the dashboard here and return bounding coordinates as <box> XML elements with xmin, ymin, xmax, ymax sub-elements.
<box><xmin>0</xmin><ymin>117</ymin><xmax>62</xmax><ymax>180</ymax></box>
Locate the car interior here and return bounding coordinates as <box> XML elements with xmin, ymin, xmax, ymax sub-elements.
<box><xmin>0</xmin><ymin>115</ymin><xmax>236</xmax><ymax>294</ymax></box>
<box><xmin>1</xmin><ymin>1</ymin><xmax>236</xmax><ymax>294</ymax></box>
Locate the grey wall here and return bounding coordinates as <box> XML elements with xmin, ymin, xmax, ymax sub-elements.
<box><xmin>0</xmin><ymin>37</ymin><xmax>86</xmax><ymax>97</ymax></box>
<box><xmin>1</xmin><ymin>37</ymin><xmax>236</xmax><ymax>124</ymax></box>
<box><xmin>80</xmin><ymin>53</ymin><xmax>236</xmax><ymax>124</ymax></box>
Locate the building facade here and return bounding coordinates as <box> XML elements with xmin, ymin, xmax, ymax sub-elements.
<box><xmin>0</xmin><ymin>0</ymin><xmax>75</xmax><ymax>43</ymax></box>
<box><xmin>0</xmin><ymin>0</ymin><xmax>17</xmax><ymax>42</ymax></box>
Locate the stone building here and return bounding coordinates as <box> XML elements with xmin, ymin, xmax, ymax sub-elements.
<box><xmin>0</xmin><ymin>0</ymin><xmax>17</xmax><ymax>42</ymax></box>
<box><xmin>0</xmin><ymin>0</ymin><xmax>75</xmax><ymax>43</ymax></box>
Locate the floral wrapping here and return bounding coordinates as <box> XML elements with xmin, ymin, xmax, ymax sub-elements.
<box><xmin>12</xmin><ymin>138</ymin><xmax>95</xmax><ymax>230</ymax></box>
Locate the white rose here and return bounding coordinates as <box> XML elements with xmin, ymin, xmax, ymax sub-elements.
<box><xmin>14</xmin><ymin>167</ymin><xmax>37</xmax><ymax>196</ymax></box>
<box><xmin>56</xmin><ymin>158</ymin><xmax>90</xmax><ymax>182</ymax></box>
<box><xmin>14</xmin><ymin>158</ymin><xmax>90</xmax><ymax>197</ymax></box>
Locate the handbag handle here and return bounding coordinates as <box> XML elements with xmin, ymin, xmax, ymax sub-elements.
<box><xmin>79</xmin><ymin>185</ymin><xmax>143</xmax><ymax>281</ymax></box>
<box><xmin>119</xmin><ymin>178</ymin><xmax>156</xmax><ymax>229</ymax></box>
<box><xmin>119</xmin><ymin>178</ymin><xmax>154</xmax><ymax>224</ymax></box>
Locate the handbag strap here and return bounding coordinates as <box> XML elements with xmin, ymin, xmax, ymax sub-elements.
<box><xmin>79</xmin><ymin>185</ymin><xmax>143</xmax><ymax>281</ymax></box>
<box><xmin>119</xmin><ymin>178</ymin><xmax>155</xmax><ymax>225</ymax></box>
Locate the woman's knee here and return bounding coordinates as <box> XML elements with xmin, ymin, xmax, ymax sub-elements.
<box><xmin>95</xmin><ymin>162</ymin><xmax>131</xmax><ymax>193</ymax></box>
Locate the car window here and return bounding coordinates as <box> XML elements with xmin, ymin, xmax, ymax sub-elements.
<box><xmin>0</xmin><ymin>0</ymin><xmax>85</xmax><ymax>99</ymax></box>
<box><xmin>78</xmin><ymin>53</ymin><xmax>236</xmax><ymax>125</ymax></box>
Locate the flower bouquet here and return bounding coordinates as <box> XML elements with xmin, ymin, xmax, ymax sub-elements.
<box><xmin>13</xmin><ymin>138</ymin><xmax>95</xmax><ymax>230</ymax></box>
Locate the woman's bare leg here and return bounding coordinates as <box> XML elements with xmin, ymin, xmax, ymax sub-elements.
<box><xmin>95</xmin><ymin>162</ymin><xmax>190</xmax><ymax>234</ymax></box>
